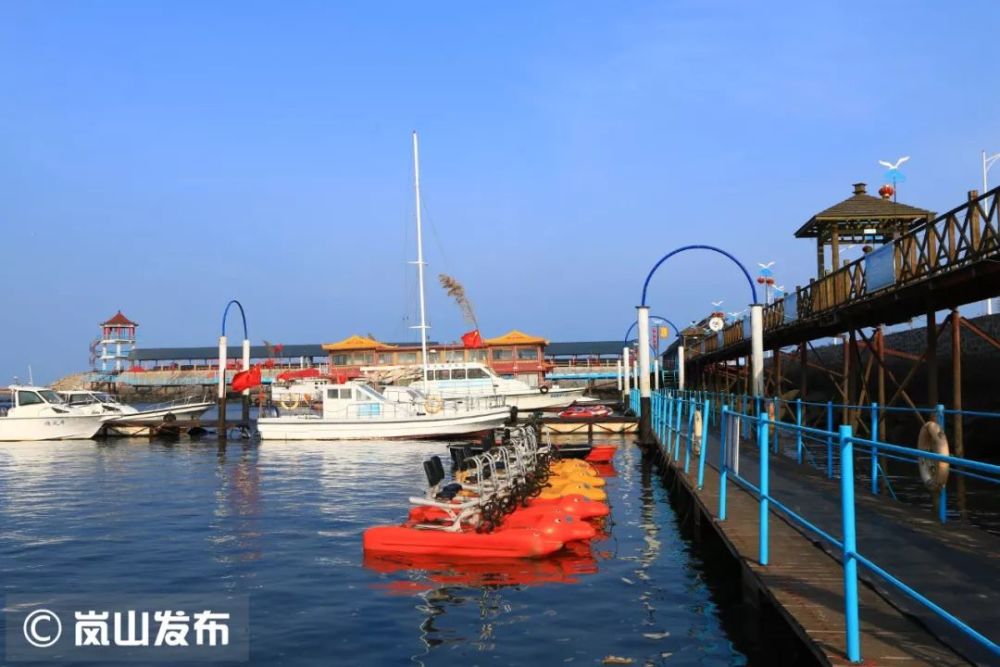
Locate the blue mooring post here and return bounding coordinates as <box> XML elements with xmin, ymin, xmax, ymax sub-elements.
<box><xmin>795</xmin><ymin>398</ymin><xmax>803</xmax><ymax>464</ymax></box>
<box><xmin>719</xmin><ymin>405</ymin><xmax>729</xmax><ymax>521</ymax></box>
<box><xmin>697</xmin><ymin>398</ymin><xmax>709</xmax><ymax>489</ymax></box>
<box><xmin>871</xmin><ymin>402</ymin><xmax>879</xmax><ymax>495</ymax></box>
<box><xmin>839</xmin><ymin>424</ymin><xmax>861</xmax><ymax>663</ymax></box>
<box><xmin>826</xmin><ymin>400</ymin><xmax>834</xmax><ymax>478</ymax></box>
<box><xmin>758</xmin><ymin>416</ymin><xmax>769</xmax><ymax>566</ymax></box>
<box><xmin>936</xmin><ymin>404</ymin><xmax>947</xmax><ymax>524</ymax></box>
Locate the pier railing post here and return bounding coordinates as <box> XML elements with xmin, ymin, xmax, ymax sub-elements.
<box><xmin>697</xmin><ymin>398</ymin><xmax>710</xmax><ymax>489</ymax></box>
<box><xmin>684</xmin><ymin>399</ymin><xmax>695</xmax><ymax>473</ymax></box>
<box><xmin>719</xmin><ymin>405</ymin><xmax>729</xmax><ymax>520</ymax></box>
<box><xmin>826</xmin><ymin>400</ymin><xmax>834</xmax><ymax>478</ymax></box>
<box><xmin>839</xmin><ymin>424</ymin><xmax>861</xmax><ymax>663</ymax></box>
<box><xmin>759</xmin><ymin>415</ymin><xmax>769</xmax><ymax>566</ymax></box>
<box><xmin>795</xmin><ymin>398</ymin><xmax>803</xmax><ymax>464</ymax></box>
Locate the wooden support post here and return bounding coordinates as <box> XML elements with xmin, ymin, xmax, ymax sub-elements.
<box><xmin>816</xmin><ymin>236</ymin><xmax>825</xmax><ymax>277</ymax></box>
<box><xmin>876</xmin><ymin>325</ymin><xmax>888</xmax><ymax>485</ymax></box>
<box><xmin>951</xmin><ymin>308</ymin><xmax>966</xmax><ymax>514</ymax></box>
<box><xmin>842</xmin><ymin>334</ymin><xmax>850</xmax><ymax>425</ymax></box>
<box><xmin>927</xmin><ymin>310</ymin><xmax>939</xmax><ymax>414</ymax></box>
<box><xmin>799</xmin><ymin>341</ymin><xmax>808</xmax><ymax>403</ymax></box>
<box><xmin>970</xmin><ymin>190</ymin><xmax>982</xmax><ymax>251</ymax></box>
<box><xmin>774</xmin><ymin>347</ymin><xmax>782</xmax><ymax>392</ymax></box>
<box><xmin>831</xmin><ymin>227</ymin><xmax>840</xmax><ymax>279</ymax></box>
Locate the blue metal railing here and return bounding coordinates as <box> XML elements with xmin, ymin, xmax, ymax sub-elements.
<box><xmin>647</xmin><ymin>389</ymin><xmax>1000</xmax><ymax>664</ymax></box>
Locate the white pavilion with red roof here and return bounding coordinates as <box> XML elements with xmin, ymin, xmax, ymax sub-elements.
<box><xmin>97</xmin><ymin>311</ymin><xmax>138</xmax><ymax>372</ymax></box>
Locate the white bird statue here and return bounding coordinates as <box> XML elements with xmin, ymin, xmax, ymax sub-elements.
<box><xmin>711</xmin><ymin>300</ymin><xmax>724</xmax><ymax>307</ymax></box>
<box><xmin>878</xmin><ymin>156</ymin><xmax>910</xmax><ymax>170</ymax></box>
<box><xmin>757</xmin><ymin>261</ymin><xmax>775</xmax><ymax>269</ymax></box>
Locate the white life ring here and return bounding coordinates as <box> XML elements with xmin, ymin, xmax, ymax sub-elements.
<box><xmin>917</xmin><ymin>421</ymin><xmax>949</xmax><ymax>492</ymax></box>
<box><xmin>692</xmin><ymin>409</ymin><xmax>703</xmax><ymax>454</ymax></box>
<box><xmin>425</xmin><ymin>395</ymin><xmax>444</xmax><ymax>414</ymax></box>
<box><xmin>280</xmin><ymin>396</ymin><xmax>300</xmax><ymax>411</ymax></box>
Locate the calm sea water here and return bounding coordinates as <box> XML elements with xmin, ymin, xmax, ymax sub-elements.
<box><xmin>0</xmin><ymin>436</ymin><xmax>748</xmax><ymax>666</ymax></box>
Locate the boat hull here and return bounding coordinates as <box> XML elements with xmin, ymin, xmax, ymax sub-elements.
<box><xmin>102</xmin><ymin>403</ymin><xmax>213</xmax><ymax>436</ymax></box>
<box><xmin>0</xmin><ymin>414</ymin><xmax>106</xmax><ymax>441</ymax></box>
<box><xmin>257</xmin><ymin>409</ymin><xmax>510</xmax><ymax>441</ymax></box>
<box><xmin>505</xmin><ymin>387</ymin><xmax>586</xmax><ymax>411</ymax></box>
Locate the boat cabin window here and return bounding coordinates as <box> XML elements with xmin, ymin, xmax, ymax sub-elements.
<box><xmin>466</xmin><ymin>367</ymin><xmax>491</xmax><ymax>379</ymax></box>
<box><xmin>451</xmin><ymin>368</ymin><xmax>467</xmax><ymax>380</ymax></box>
<box><xmin>17</xmin><ymin>391</ymin><xmax>44</xmax><ymax>406</ymax></box>
<box><xmin>326</xmin><ymin>388</ymin><xmax>353</xmax><ymax>400</ymax></box>
<box><xmin>432</xmin><ymin>369</ymin><xmax>449</xmax><ymax>381</ymax></box>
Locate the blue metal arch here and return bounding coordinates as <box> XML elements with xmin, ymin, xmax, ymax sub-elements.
<box><xmin>221</xmin><ymin>300</ymin><xmax>248</xmax><ymax>340</ymax></box>
<box><xmin>623</xmin><ymin>315</ymin><xmax>681</xmax><ymax>349</ymax></box>
<box><xmin>640</xmin><ymin>245</ymin><xmax>757</xmax><ymax>306</ymax></box>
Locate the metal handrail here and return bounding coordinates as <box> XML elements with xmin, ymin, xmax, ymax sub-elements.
<box><xmin>647</xmin><ymin>391</ymin><xmax>1000</xmax><ymax>663</ymax></box>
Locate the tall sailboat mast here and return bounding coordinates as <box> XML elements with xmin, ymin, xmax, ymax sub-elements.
<box><xmin>411</xmin><ymin>131</ymin><xmax>430</xmax><ymax>384</ymax></box>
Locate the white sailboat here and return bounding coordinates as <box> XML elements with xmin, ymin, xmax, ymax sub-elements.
<box><xmin>0</xmin><ymin>386</ymin><xmax>108</xmax><ymax>441</ymax></box>
<box><xmin>257</xmin><ymin>132</ymin><xmax>511</xmax><ymax>440</ymax></box>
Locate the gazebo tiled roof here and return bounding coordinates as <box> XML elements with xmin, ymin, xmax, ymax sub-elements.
<box><xmin>795</xmin><ymin>183</ymin><xmax>933</xmax><ymax>238</ymax></box>
<box><xmin>483</xmin><ymin>330</ymin><xmax>549</xmax><ymax>346</ymax></box>
<box><xmin>101</xmin><ymin>311</ymin><xmax>137</xmax><ymax>326</ymax></box>
<box><xmin>321</xmin><ymin>335</ymin><xmax>398</xmax><ymax>352</ymax></box>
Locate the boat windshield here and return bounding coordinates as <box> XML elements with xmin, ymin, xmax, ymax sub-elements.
<box><xmin>95</xmin><ymin>392</ymin><xmax>116</xmax><ymax>403</ymax></box>
<box><xmin>355</xmin><ymin>385</ymin><xmax>385</xmax><ymax>403</ymax></box>
<box><xmin>38</xmin><ymin>390</ymin><xmax>65</xmax><ymax>404</ymax></box>
<box><xmin>62</xmin><ymin>392</ymin><xmax>98</xmax><ymax>405</ymax></box>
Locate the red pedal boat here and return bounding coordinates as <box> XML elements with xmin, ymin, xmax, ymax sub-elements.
<box><xmin>558</xmin><ymin>405</ymin><xmax>613</xmax><ymax>419</ymax></box>
<box><xmin>363</xmin><ymin>525</ymin><xmax>564</xmax><ymax>558</ymax></box>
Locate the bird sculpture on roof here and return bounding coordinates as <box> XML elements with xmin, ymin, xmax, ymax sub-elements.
<box><xmin>878</xmin><ymin>156</ymin><xmax>910</xmax><ymax>170</ymax></box>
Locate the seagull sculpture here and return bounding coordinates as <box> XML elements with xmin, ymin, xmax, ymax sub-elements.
<box><xmin>878</xmin><ymin>156</ymin><xmax>910</xmax><ymax>170</ymax></box>
<box><xmin>711</xmin><ymin>300</ymin><xmax>724</xmax><ymax>307</ymax></box>
<box><xmin>757</xmin><ymin>261</ymin><xmax>775</xmax><ymax>269</ymax></box>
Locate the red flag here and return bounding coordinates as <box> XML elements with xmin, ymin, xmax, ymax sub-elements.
<box><xmin>461</xmin><ymin>330</ymin><xmax>483</xmax><ymax>348</ymax></box>
<box><xmin>231</xmin><ymin>366</ymin><xmax>262</xmax><ymax>392</ymax></box>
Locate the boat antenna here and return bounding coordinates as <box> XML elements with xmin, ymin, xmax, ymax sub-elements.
<box><xmin>411</xmin><ymin>131</ymin><xmax>430</xmax><ymax>384</ymax></box>
<box><xmin>28</xmin><ymin>365</ymin><xmax>33</xmax><ymax>386</ymax></box>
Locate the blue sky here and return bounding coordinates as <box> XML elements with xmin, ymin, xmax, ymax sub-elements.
<box><xmin>2</xmin><ymin>2</ymin><xmax>998</xmax><ymax>382</ymax></box>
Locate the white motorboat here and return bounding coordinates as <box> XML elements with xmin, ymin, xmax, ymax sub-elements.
<box><xmin>0</xmin><ymin>386</ymin><xmax>108</xmax><ymax>441</ymax></box>
<box><xmin>58</xmin><ymin>390</ymin><xmax>214</xmax><ymax>436</ymax></box>
<box><xmin>389</xmin><ymin>362</ymin><xmax>586</xmax><ymax>411</ymax></box>
<box><xmin>257</xmin><ymin>380</ymin><xmax>510</xmax><ymax>440</ymax></box>
<box><xmin>270</xmin><ymin>378</ymin><xmax>332</xmax><ymax>408</ymax></box>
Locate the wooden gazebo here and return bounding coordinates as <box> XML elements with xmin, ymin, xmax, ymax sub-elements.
<box><xmin>795</xmin><ymin>182</ymin><xmax>934</xmax><ymax>277</ymax></box>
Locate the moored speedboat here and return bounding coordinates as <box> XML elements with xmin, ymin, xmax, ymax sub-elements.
<box><xmin>58</xmin><ymin>390</ymin><xmax>214</xmax><ymax>436</ymax></box>
<box><xmin>0</xmin><ymin>386</ymin><xmax>108</xmax><ymax>441</ymax></box>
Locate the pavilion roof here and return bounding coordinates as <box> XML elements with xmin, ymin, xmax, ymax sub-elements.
<box><xmin>101</xmin><ymin>311</ymin><xmax>137</xmax><ymax>326</ymax></box>
<box><xmin>483</xmin><ymin>330</ymin><xmax>549</xmax><ymax>346</ymax></box>
<box><xmin>795</xmin><ymin>183</ymin><xmax>933</xmax><ymax>238</ymax></box>
<box><xmin>321</xmin><ymin>335</ymin><xmax>398</xmax><ymax>352</ymax></box>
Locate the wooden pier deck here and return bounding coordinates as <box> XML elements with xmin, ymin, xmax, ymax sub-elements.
<box><xmin>653</xmin><ymin>430</ymin><xmax>994</xmax><ymax>665</ymax></box>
